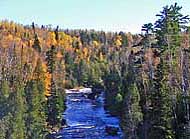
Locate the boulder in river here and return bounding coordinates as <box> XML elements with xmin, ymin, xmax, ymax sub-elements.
<box><xmin>86</xmin><ymin>87</ymin><xmax>103</xmax><ymax>100</ymax></box>
<box><xmin>87</xmin><ymin>92</ymin><xmax>98</xmax><ymax>100</ymax></box>
<box><xmin>105</xmin><ymin>125</ymin><xmax>119</xmax><ymax>136</ymax></box>
<box><xmin>61</xmin><ymin>119</ymin><xmax>67</xmax><ymax>127</ymax></box>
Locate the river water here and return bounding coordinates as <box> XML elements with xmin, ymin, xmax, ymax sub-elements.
<box><xmin>55</xmin><ymin>90</ymin><xmax>123</xmax><ymax>139</ymax></box>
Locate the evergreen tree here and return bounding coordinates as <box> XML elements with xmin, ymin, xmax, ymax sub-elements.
<box><xmin>54</xmin><ymin>26</ymin><xmax>59</xmax><ymax>41</ymax></box>
<box><xmin>64</xmin><ymin>52</ymin><xmax>76</xmax><ymax>88</ymax></box>
<box><xmin>119</xmin><ymin>31</ymin><xmax>128</xmax><ymax>47</ymax></box>
<box><xmin>46</xmin><ymin>78</ymin><xmax>60</xmax><ymax>129</ymax></box>
<box><xmin>25</xmin><ymin>58</ymin><xmax>46</xmax><ymax>138</ymax></box>
<box><xmin>77</xmin><ymin>59</ymin><xmax>89</xmax><ymax>86</ymax></box>
<box><xmin>0</xmin><ymin>80</ymin><xmax>9</xmax><ymax>114</ymax></box>
<box><xmin>0</xmin><ymin>80</ymin><xmax>12</xmax><ymax>139</ymax></box>
<box><xmin>11</xmin><ymin>85</ymin><xmax>26</xmax><ymax>139</ymax></box>
<box><xmin>123</xmin><ymin>51</ymin><xmax>143</xmax><ymax>139</ymax></box>
<box><xmin>32</xmin><ymin>34</ymin><xmax>41</xmax><ymax>53</ymax></box>
<box><xmin>46</xmin><ymin>46</ymin><xmax>63</xmax><ymax>131</ymax></box>
<box><xmin>139</xmin><ymin>22</ymin><xmax>155</xmax><ymax>139</ymax></box>
<box><xmin>46</xmin><ymin>45</ymin><xmax>57</xmax><ymax>74</ymax></box>
<box><xmin>146</xmin><ymin>3</ymin><xmax>190</xmax><ymax>139</ymax></box>
<box><xmin>149</xmin><ymin>60</ymin><xmax>174</xmax><ymax>139</ymax></box>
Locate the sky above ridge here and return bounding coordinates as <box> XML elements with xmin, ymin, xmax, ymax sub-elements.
<box><xmin>1</xmin><ymin>0</ymin><xmax>190</xmax><ymax>33</ymax></box>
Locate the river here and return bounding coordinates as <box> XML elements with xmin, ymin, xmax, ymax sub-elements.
<box><xmin>55</xmin><ymin>89</ymin><xmax>123</xmax><ymax>139</ymax></box>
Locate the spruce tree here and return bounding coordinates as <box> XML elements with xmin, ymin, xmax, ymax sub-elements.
<box><xmin>11</xmin><ymin>85</ymin><xmax>26</xmax><ymax>139</ymax></box>
<box><xmin>122</xmin><ymin>50</ymin><xmax>143</xmax><ymax>139</ymax></box>
<box><xmin>25</xmin><ymin>58</ymin><xmax>46</xmax><ymax>138</ymax></box>
<box><xmin>46</xmin><ymin>45</ymin><xmax>62</xmax><ymax>131</ymax></box>
<box><xmin>46</xmin><ymin>78</ymin><xmax>60</xmax><ymax>128</ymax></box>
<box><xmin>46</xmin><ymin>45</ymin><xmax>57</xmax><ymax>74</ymax></box>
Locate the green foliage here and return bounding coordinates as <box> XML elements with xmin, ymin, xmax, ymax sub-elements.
<box><xmin>45</xmin><ymin>46</ymin><xmax>65</xmax><ymax>130</ymax></box>
<box><xmin>115</xmin><ymin>93</ymin><xmax>123</xmax><ymax>103</ymax></box>
<box><xmin>46</xmin><ymin>45</ymin><xmax>57</xmax><ymax>74</ymax></box>
<box><xmin>0</xmin><ymin>113</ymin><xmax>13</xmax><ymax>139</ymax></box>
<box><xmin>25</xmin><ymin>80</ymin><xmax>46</xmax><ymax>138</ymax></box>
<box><xmin>0</xmin><ymin>80</ymin><xmax>10</xmax><ymax>117</ymax></box>
<box><xmin>0</xmin><ymin>3</ymin><xmax>190</xmax><ymax>138</ymax></box>
<box><xmin>46</xmin><ymin>78</ymin><xmax>61</xmax><ymax>127</ymax></box>
<box><xmin>155</xmin><ymin>2</ymin><xmax>189</xmax><ymax>49</ymax></box>
<box><xmin>138</xmin><ymin>3</ymin><xmax>190</xmax><ymax>139</ymax></box>
<box><xmin>11</xmin><ymin>85</ymin><xmax>26</xmax><ymax>139</ymax></box>
<box><xmin>119</xmin><ymin>31</ymin><xmax>128</xmax><ymax>47</ymax></box>
<box><xmin>130</xmin><ymin>83</ymin><xmax>143</xmax><ymax>125</ymax></box>
<box><xmin>64</xmin><ymin>52</ymin><xmax>77</xmax><ymax>88</ymax></box>
<box><xmin>149</xmin><ymin>69</ymin><xmax>174</xmax><ymax>139</ymax></box>
<box><xmin>1</xmin><ymin>80</ymin><xmax>9</xmax><ymax>99</ymax></box>
<box><xmin>142</xmin><ymin>23</ymin><xmax>154</xmax><ymax>34</ymax></box>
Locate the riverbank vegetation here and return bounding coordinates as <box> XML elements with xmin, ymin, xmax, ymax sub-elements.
<box><xmin>1</xmin><ymin>2</ymin><xmax>190</xmax><ymax>139</ymax></box>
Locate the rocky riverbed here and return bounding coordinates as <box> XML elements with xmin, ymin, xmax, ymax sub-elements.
<box><xmin>55</xmin><ymin>88</ymin><xmax>123</xmax><ymax>139</ymax></box>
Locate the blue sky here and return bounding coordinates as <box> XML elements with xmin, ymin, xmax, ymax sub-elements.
<box><xmin>0</xmin><ymin>0</ymin><xmax>190</xmax><ymax>33</ymax></box>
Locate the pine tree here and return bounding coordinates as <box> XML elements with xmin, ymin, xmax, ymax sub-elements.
<box><xmin>46</xmin><ymin>78</ymin><xmax>60</xmax><ymax>128</ymax></box>
<box><xmin>25</xmin><ymin>58</ymin><xmax>46</xmax><ymax>138</ymax></box>
<box><xmin>78</xmin><ymin>59</ymin><xmax>89</xmax><ymax>86</ymax></box>
<box><xmin>149</xmin><ymin>60</ymin><xmax>174</xmax><ymax>139</ymax></box>
<box><xmin>122</xmin><ymin>50</ymin><xmax>143</xmax><ymax>139</ymax></box>
<box><xmin>139</xmin><ymin>22</ymin><xmax>155</xmax><ymax>139</ymax></box>
<box><xmin>46</xmin><ymin>45</ymin><xmax>57</xmax><ymax>74</ymax></box>
<box><xmin>54</xmin><ymin>26</ymin><xmax>59</xmax><ymax>41</ymax></box>
<box><xmin>147</xmin><ymin>3</ymin><xmax>190</xmax><ymax>139</ymax></box>
<box><xmin>46</xmin><ymin>45</ymin><xmax>63</xmax><ymax>131</ymax></box>
<box><xmin>0</xmin><ymin>80</ymin><xmax>9</xmax><ymax>112</ymax></box>
<box><xmin>11</xmin><ymin>85</ymin><xmax>26</xmax><ymax>139</ymax></box>
<box><xmin>0</xmin><ymin>80</ymin><xmax>12</xmax><ymax>139</ymax></box>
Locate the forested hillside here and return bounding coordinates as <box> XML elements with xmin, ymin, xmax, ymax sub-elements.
<box><xmin>1</xmin><ymin>2</ymin><xmax>190</xmax><ymax>139</ymax></box>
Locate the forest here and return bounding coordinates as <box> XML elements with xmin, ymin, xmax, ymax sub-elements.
<box><xmin>1</xmin><ymin>2</ymin><xmax>190</xmax><ymax>139</ymax></box>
